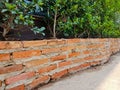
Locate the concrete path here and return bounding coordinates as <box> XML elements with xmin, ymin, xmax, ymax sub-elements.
<box><xmin>39</xmin><ymin>53</ymin><xmax>120</xmax><ymax>90</ymax></box>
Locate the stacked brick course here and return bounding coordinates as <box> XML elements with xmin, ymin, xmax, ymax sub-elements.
<box><xmin>0</xmin><ymin>39</ymin><xmax>120</xmax><ymax>90</ymax></box>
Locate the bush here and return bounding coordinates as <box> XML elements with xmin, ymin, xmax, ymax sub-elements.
<box><xmin>0</xmin><ymin>0</ymin><xmax>45</xmax><ymax>39</ymax></box>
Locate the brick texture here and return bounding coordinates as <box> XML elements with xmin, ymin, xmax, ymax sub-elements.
<box><xmin>42</xmin><ymin>48</ymin><xmax>60</xmax><ymax>54</ymax></box>
<box><xmin>0</xmin><ymin>64</ymin><xmax>23</xmax><ymax>74</ymax></box>
<box><xmin>25</xmin><ymin>59</ymin><xmax>48</xmax><ymax>68</ymax></box>
<box><xmin>13</xmin><ymin>50</ymin><xmax>41</xmax><ymax>59</ymax></box>
<box><xmin>5</xmin><ymin>72</ymin><xmax>35</xmax><ymax>85</ymax></box>
<box><xmin>0</xmin><ymin>53</ymin><xmax>10</xmax><ymax>62</ymax></box>
<box><xmin>0</xmin><ymin>42</ymin><xmax>7</xmax><ymax>49</ymax></box>
<box><xmin>0</xmin><ymin>39</ymin><xmax>119</xmax><ymax>89</ymax></box>
<box><xmin>52</xmin><ymin>69</ymin><xmax>68</xmax><ymax>80</ymax></box>
<box><xmin>23</xmin><ymin>40</ymin><xmax>47</xmax><ymax>47</ymax></box>
<box><xmin>28</xmin><ymin>76</ymin><xmax>50</xmax><ymax>89</ymax></box>
<box><xmin>58</xmin><ymin>61</ymin><xmax>72</xmax><ymax>67</ymax></box>
<box><xmin>69</xmin><ymin>52</ymin><xmax>80</xmax><ymax>58</ymax></box>
<box><xmin>51</xmin><ymin>55</ymin><xmax>66</xmax><ymax>61</ymax></box>
<box><xmin>8</xmin><ymin>84</ymin><xmax>25</xmax><ymax>90</ymax></box>
<box><xmin>38</xmin><ymin>64</ymin><xmax>57</xmax><ymax>74</ymax></box>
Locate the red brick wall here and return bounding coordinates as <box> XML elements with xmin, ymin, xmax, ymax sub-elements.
<box><xmin>0</xmin><ymin>39</ymin><xmax>120</xmax><ymax>90</ymax></box>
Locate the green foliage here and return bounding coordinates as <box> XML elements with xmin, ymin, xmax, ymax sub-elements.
<box><xmin>43</xmin><ymin>0</ymin><xmax>120</xmax><ymax>38</ymax></box>
<box><xmin>0</xmin><ymin>0</ymin><xmax>120</xmax><ymax>39</ymax></box>
<box><xmin>0</xmin><ymin>0</ymin><xmax>45</xmax><ymax>38</ymax></box>
<box><xmin>31</xmin><ymin>27</ymin><xmax>45</xmax><ymax>36</ymax></box>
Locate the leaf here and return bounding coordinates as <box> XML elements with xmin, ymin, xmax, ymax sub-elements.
<box><xmin>1</xmin><ymin>9</ymin><xmax>8</xmax><ymax>13</ymax></box>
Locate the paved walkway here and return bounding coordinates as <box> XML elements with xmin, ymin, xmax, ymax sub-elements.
<box><xmin>39</xmin><ymin>53</ymin><xmax>120</xmax><ymax>90</ymax></box>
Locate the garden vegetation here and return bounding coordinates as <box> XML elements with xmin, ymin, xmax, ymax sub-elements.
<box><xmin>0</xmin><ymin>0</ymin><xmax>120</xmax><ymax>40</ymax></box>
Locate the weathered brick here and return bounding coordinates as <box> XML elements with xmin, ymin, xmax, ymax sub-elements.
<box><xmin>80</xmin><ymin>63</ymin><xmax>90</xmax><ymax>68</ymax></box>
<box><xmin>8</xmin><ymin>84</ymin><xmax>25</xmax><ymax>90</ymax></box>
<box><xmin>61</xmin><ymin>46</ymin><xmax>75</xmax><ymax>51</ymax></box>
<box><xmin>73</xmin><ymin>58</ymin><xmax>84</xmax><ymax>63</ymax></box>
<box><xmin>47</xmin><ymin>40</ymin><xmax>66</xmax><ymax>45</ymax></box>
<box><xmin>67</xmin><ymin>39</ymin><xmax>80</xmax><ymax>44</ymax></box>
<box><xmin>51</xmin><ymin>55</ymin><xmax>66</xmax><ymax>61</ymax></box>
<box><xmin>0</xmin><ymin>53</ymin><xmax>10</xmax><ymax>62</ymax></box>
<box><xmin>23</xmin><ymin>40</ymin><xmax>47</xmax><ymax>47</ymax></box>
<box><xmin>25</xmin><ymin>59</ymin><xmax>48</xmax><ymax>68</ymax></box>
<box><xmin>94</xmin><ymin>55</ymin><xmax>103</xmax><ymax>59</ymax></box>
<box><xmin>83</xmin><ymin>50</ymin><xmax>90</xmax><ymax>54</ymax></box>
<box><xmin>0</xmin><ymin>80</ymin><xmax>2</xmax><ymax>87</ymax></box>
<box><xmin>0</xmin><ymin>64</ymin><xmax>23</xmax><ymax>74</ymax></box>
<box><xmin>28</xmin><ymin>76</ymin><xmax>50</xmax><ymax>89</ymax></box>
<box><xmin>69</xmin><ymin>52</ymin><xmax>80</xmax><ymax>58</ymax></box>
<box><xmin>87</xmin><ymin>44</ymin><xmax>97</xmax><ymax>49</ymax></box>
<box><xmin>68</xmin><ymin>63</ymin><xmax>90</xmax><ymax>73</ymax></box>
<box><xmin>13</xmin><ymin>50</ymin><xmax>41</xmax><ymax>59</ymax></box>
<box><xmin>6</xmin><ymin>42</ymin><xmax>23</xmax><ymax>49</ymax></box>
<box><xmin>84</xmin><ymin>56</ymin><xmax>94</xmax><ymax>61</ymax></box>
<box><xmin>76</xmin><ymin>45</ymin><xmax>86</xmax><ymax>49</ymax></box>
<box><xmin>90</xmin><ymin>61</ymin><xmax>101</xmax><ymax>66</ymax></box>
<box><xmin>60</xmin><ymin>46</ymin><xmax>68</xmax><ymax>51</ymax></box>
<box><xmin>42</xmin><ymin>48</ymin><xmax>60</xmax><ymax>54</ymax></box>
<box><xmin>0</xmin><ymin>42</ymin><xmax>7</xmax><ymax>49</ymax></box>
<box><xmin>57</xmin><ymin>40</ymin><xmax>66</xmax><ymax>44</ymax></box>
<box><xmin>58</xmin><ymin>61</ymin><xmax>72</xmax><ymax>67</ymax></box>
<box><xmin>5</xmin><ymin>72</ymin><xmax>35</xmax><ymax>85</ymax></box>
<box><xmin>38</xmin><ymin>64</ymin><xmax>57</xmax><ymax>74</ymax></box>
<box><xmin>68</xmin><ymin>65</ymin><xmax>81</xmax><ymax>73</ymax></box>
<box><xmin>47</xmin><ymin>40</ymin><xmax>57</xmax><ymax>45</ymax></box>
<box><xmin>52</xmin><ymin>69</ymin><xmax>68</xmax><ymax>80</ymax></box>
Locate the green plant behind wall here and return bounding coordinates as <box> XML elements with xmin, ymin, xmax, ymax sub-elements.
<box><xmin>0</xmin><ymin>0</ymin><xmax>45</xmax><ymax>39</ymax></box>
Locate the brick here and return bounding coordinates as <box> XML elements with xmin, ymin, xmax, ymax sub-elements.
<box><xmin>90</xmin><ymin>61</ymin><xmax>101</xmax><ymax>66</ymax></box>
<box><xmin>67</xmin><ymin>46</ymin><xmax>76</xmax><ymax>50</ymax></box>
<box><xmin>60</xmin><ymin>46</ymin><xmax>68</xmax><ymax>51</ymax></box>
<box><xmin>73</xmin><ymin>58</ymin><xmax>84</xmax><ymax>63</ymax></box>
<box><xmin>13</xmin><ymin>50</ymin><xmax>41</xmax><ymax>59</ymax></box>
<box><xmin>6</xmin><ymin>42</ymin><xmax>23</xmax><ymax>49</ymax></box>
<box><xmin>23</xmin><ymin>40</ymin><xmax>47</xmax><ymax>47</ymax></box>
<box><xmin>38</xmin><ymin>64</ymin><xmax>57</xmax><ymax>74</ymax></box>
<box><xmin>8</xmin><ymin>84</ymin><xmax>25</xmax><ymax>90</ymax></box>
<box><xmin>76</xmin><ymin>45</ymin><xmax>86</xmax><ymax>49</ymax></box>
<box><xmin>25</xmin><ymin>59</ymin><xmax>48</xmax><ymax>68</ymax></box>
<box><xmin>80</xmin><ymin>63</ymin><xmax>90</xmax><ymax>68</ymax></box>
<box><xmin>84</xmin><ymin>56</ymin><xmax>94</xmax><ymax>61</ymax></box>
<box><xmin>47</xmin><ymin>40</ymin><xmax>66</xmax><ymax>45</ymax></box>
<box><xmin>94</xmin><ymin>55</ymin><xmax>103</xmax><ymax>59</ymax></box>
<box><xmin>0</xmin><ymin>53</ymin><xmax>10</xmax><ymax>62</ymax></box>
<box><xmin>57</xmin><ymin>40</ymin><xmax>66</xmax><ymax>44</ymax></box>
<box><xmin>0</xmin><ymin>64</ymin><xmax>23</xmax><ymax>74</ymax></box>
<box><xmin>42</xmin><ymin>48</ymin><xmax>60</xmax><ymax>54</ymax></box>
<box><xmin>0</xmin><ymin>80</ymin><xmax>2</xmax><ymax>87</ymax></box>
<box><xmin>51</xmin><ymin>55</ymin><xmax>66</xmax><ymax>61</ymax></box>
<box><xmin>83</xmin><ymin>50</ymin><xmax>90</xmax><ymax>54</ymax></box>
<box><xmin>58</xmin><ymin>61</ymin><xmax>72</xmax><ymax>67</ymax></box>
<box><xmin>68</xmin><ymin>65</ymin><xmax>81</xmax><ymax>73</ymax></box>
<box><xmin>52</xmin><ymin>69</ymin><xmax>68</xmax><ymax>80</ymax></box>
<box><xmin>0</xmin><ymin>42</ymin><xmax>7</xmax><ymax>49</ymax></box>
<box><xmin>5</xmin><ymin>72</ymin><xmax>35</xmax><ymax>85</ymax></box>
<box><xmin>87</xmin><ymin>44</ymin><xmax>97</xmax><ymax>49</ymax></box>
<box><xmin>68</xmin><ymin>63</ymin><xmax>90</xmax><ymax>73</ymax></box>
<box><xmin>29</xmin><ymin>76</ymin><xmax>50</xmax><ymax>89</ymax></box>
<box><xmin>69</xmin><ymin>52</ymin><xmax>80</xmax><ymax>58</ymax></box>
<box><xmin>47</xmin><ymin>40</ymin><xmax>57</xmax><ymax>45</ymax></box>
<box><xmin>61</xmin><ymin>46</ymin><xmax>75</xmax><ymax>51</ymax></box>
<box><xmin>67</xmin><ymin>39</ymin><xmax>80</xmax><ymax>44</ymax></box>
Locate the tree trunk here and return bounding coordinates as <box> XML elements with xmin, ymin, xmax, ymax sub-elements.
<box><xmin>53</xmin><ymin>8</ymin><xmax>57</xmax><ymax>38</ymax></box>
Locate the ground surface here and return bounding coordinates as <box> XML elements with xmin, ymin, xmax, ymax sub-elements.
<box><xmin>38</xmin><ymin>52</ymin><xmax>120</xmax><ymax>90</ymax></box>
